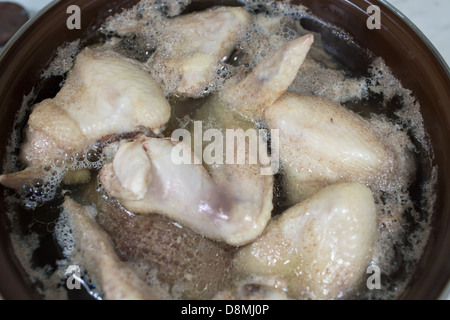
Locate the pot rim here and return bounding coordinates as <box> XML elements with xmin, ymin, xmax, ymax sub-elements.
<box><xmin>0</xmin><ymin>0</ymin><xmax>58</xmax><ymax>61</ymax></box>
<box><xmin>377</xmin><ymin>0</ymin><xmax>450</xmax><ymax>300</ymax></box>
<box><xmin>379</xmin><ymin>0</ymin><xmax>450</xmax><ymax>75</ymax></box>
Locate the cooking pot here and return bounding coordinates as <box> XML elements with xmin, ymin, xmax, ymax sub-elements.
<box><xmin>0</xmin><ymin>0</ymin><xmax>449</xmax><ymax>300</ymax></box>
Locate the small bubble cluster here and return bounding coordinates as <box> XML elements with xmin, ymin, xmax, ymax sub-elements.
<box><xmin>54</xmin><ymin>210</ymin><xmax>76</xmax><ymax>257</ymax></box>
<box><xmin>18</xmin><ymin>144</ymin><xmax>107</xmax><ymax>209</ymax></box>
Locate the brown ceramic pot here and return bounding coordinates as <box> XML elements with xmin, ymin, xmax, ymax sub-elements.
<box><xmin>0</xmin><ymin>0</ymin><xmax>448</xmax><ymax>300</ymax></box>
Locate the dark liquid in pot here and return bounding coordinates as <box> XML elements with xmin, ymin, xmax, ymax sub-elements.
<box><xmin>2</xmin><ymin>0</ymin><xmax>436</xmax><ymax>300</ymax></box>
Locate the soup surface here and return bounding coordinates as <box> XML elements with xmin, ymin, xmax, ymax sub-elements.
<box><xmin>1</xmin><ymin>0</ymin><xmax>436</xmax><ymax>300</ymax></box>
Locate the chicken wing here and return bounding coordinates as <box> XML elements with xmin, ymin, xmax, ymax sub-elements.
<box><xmin>233</xmin><ymin>183</ymin><xmax>377</xmax><ymax>300</ymax></box>
<box><xmin>148</xmin><ymin>6</ymin><xmax>250</xmax><ymax>97</ymax></box>
<box><xmin>219</xmin><ymin>34</ymin><xmax>314</xmax><ymax>120</ymax></box>
<box><xmin>96</xmin><ymin>197</ymin><xmax>235</xmax><ymax>300</ymax></box>
<box><xmin>264</xmin><ymin>93</ymin><xmax>395</xmax><ymax>204</ymax></box>
<box><xmin>0</xmin><ymin>47</ymin><xmax>170</xmax><ymax>189</ymax></box>
<box><xmin>99</xmin><ymin>136</ymin><xmax>273</xmax><ymax>246</ymax></box>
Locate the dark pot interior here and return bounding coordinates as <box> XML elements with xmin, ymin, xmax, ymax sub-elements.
<box><xmin>0</xmin><ymin>0</ymin><xmax>449</xmax><ymax>300</ymax></box>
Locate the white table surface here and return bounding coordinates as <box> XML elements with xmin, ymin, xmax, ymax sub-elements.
<box><xmin>0</xmin><ymin>0</ymin><xmax>449</xmax><ymax>300</ymax></box>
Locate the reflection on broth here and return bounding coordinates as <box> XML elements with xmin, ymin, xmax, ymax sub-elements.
<box><xmin>0</xmin><ymin>0</ymin><xmax>436</xmax><ymax>300</ymax></box>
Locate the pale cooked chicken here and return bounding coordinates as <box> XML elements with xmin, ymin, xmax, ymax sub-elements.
<box><xmin>264</xmin><ymin>93</ymin><xmax>395</xmax><ymax>204</ymax></box>
<box><xmin>233</xmin><ymin>183</ymin><xmax>377</xmax><ymax>300</ymax></box>
<box><xmin>0</xmin><ymin>47</ymin><xmax>170</xmax><ymax>190</ymax></box>
<box><xmin>100</xmin><ymin>136</ymin><xmax>273</xmax><ymax>247</ymax></box>
<box><xmin>148</xmin><ymin>6</ymin><xmax>250</xmax><ymax>97</ymax></box>
<box><xmin>220</xmin><ymin>34</ymin><xmax>314</xmax><ymax>120</ymax></box>
<box><xmin>62</xmin><ymin>197</ymin><xmax>167</xmax><ymax>300</ymax></box>
<box><xmin>26</xmin><ymin>47</ymin><xmax>170</xmax><ymax>165</ymax></box>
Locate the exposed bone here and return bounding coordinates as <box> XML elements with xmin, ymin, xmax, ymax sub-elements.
<box><xmin>233</xmin><ymin>183</ymin><xmax>377</xmax><ymax>300</ymax></box>
<box><xmin>62</xmin><ymin>169</ymin><xmax>91</xmax><ymax>185</ymax></box>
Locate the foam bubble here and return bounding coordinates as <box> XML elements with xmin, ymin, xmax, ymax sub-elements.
<box><xmin>54</xmin><ymin>210</ymin><xmax>76</xmax><ymax>257</ymax></box>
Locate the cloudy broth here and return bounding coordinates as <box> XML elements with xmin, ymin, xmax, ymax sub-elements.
<box><xmin>2</xmin><ymin>0</ymin><xmax>436</xmax><ymax>300</ymax></box>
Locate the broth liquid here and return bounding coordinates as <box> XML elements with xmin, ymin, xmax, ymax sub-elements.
<box><xmin>2</xmin><ymin>0</ymin><xmax>436</xmax><ymax>300</ymax></box>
